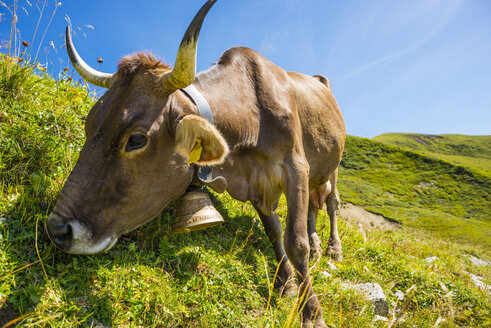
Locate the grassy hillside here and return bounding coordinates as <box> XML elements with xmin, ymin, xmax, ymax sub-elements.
<box><xmin>1</xmin><ymin>58</ymin><xmax>490</xmax><ymax>327</ymax></box>
<box><xmin>373</xmin><ymin>133</ymin><xmax>491</xmax><ymax>173</ymax></box>
<box><xmin>339</xmin><ymin>136</ymin><xmax>491</xmax><ymax>250</ymax></box>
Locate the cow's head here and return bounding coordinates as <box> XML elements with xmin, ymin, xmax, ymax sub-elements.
<box><xmin>46</xmin><ymin>0</ymin><xmax>228</xmax><ymax>254</ymax></box>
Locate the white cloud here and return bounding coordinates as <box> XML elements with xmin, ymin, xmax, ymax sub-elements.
<box><xmin>341</xmin><ymin>0</ymin><xmax>464</xmax><ymax>79</ymax></box>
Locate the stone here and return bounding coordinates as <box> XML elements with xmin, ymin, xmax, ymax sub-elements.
<box><xmin>469</xmin><ymin>273</ymin><xmax>491</xmax><ymax>294</ymax></box>
<box><xmin>424</xmin><ymin>256</ymin><xmax>439</xmax><ymax>263</ymax></box>
<box><xmin>355</xmin><ymin>283</ymin><xmax>389</xmax><ymax>315</ymax></box>
<box><xmin>320</xmin><ymin>271</ymin><xmax>332</xmax><ymax>279</ymax></box>
<box><xmin>342</xmin><ymin>282</ymin><xmax>389</xmax><ymax>315</ymax></box>
<box><xmin>469</xmin><ymin>256</ymin><xmax>491</xmax><ymax>267</ymax></box>
<box><xmin>326</xmin><ymin>262</ymin><xmax>338</xmax><ymax>271</ymax></box>
<box><xmin>394</xmin><ymin>290</ymin><xmax>404</xmax><ymax>301</ymax></box>
<box><xmin>373</xmin><ymin>315</ymin><xmax>388</xmax><ymax>322</ymax></box>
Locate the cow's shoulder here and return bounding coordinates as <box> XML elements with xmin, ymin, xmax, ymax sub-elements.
<box><xmin>217</xmin><ymin>47</ymin><xmax>262</xmax><ymax>66</ymax></box>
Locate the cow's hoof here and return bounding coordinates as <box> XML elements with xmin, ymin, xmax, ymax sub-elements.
<box><xmin>311</xmin><ymin>246</ymin><xmax>323</xmax><ymax>260</ymax></box>
<box><xmin>309</xmin><ymin>233</ymin><xmax>323</xmax><ymax>260</ymax></box>
<box><xmin>326</xmin><ymin>246</ymin><xmax>343</xmax><ymax>262</ymax></box>
<box><xmin>302</xmin><ymin>316</ymin><xmax>327</xmax><ymax>328</ymax></box>
<box><xmin>280</xmin><ymin>279</ymin><xmax>298</xmax><ymax>298</ymax></box>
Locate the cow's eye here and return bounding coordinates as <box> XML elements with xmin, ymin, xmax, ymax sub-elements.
<box><xmin>126</xmin><ymin>133</ymin><xmax>147</xmax><ymax>151</ymax></box>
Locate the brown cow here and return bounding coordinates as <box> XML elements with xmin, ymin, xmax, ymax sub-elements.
<box><xmin>46</xmin><ymin>1</ymin><xmax>345</xmax><ymax>326</ymax></box>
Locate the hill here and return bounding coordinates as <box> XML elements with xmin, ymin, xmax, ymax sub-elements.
<box><xmin>339</xmin><ymin>135</ymin><xmax>491</xmax><ymax>249</ymax></box>
<box><xmin>373</xmin><ymin>133</ymin><xmax>491</xmax><ymax>173</ymax></box>
<box><xmin>1</xmin><ymin>58</ymin><xmax>490</xmax><ymax>327</ymax></box>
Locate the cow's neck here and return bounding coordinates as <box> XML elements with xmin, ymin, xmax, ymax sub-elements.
<box><xmin>180</xmin><ymin>84</ymin><xmax>227</xmax><ymax>194</ymax></box>
<box><xmin>180</xmin><ymin>84</ymin><xmax>214</xmax><ymax>125</ymax></box>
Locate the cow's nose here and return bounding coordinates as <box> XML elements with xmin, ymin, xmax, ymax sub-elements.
<box><xmin>46</xmin><ymin>213</ymin><xmax>73</xmax><ymax>248</ymax></box>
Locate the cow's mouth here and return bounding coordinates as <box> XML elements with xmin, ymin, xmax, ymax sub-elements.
<box><xmin>45</xmin><ymin>213</ymin><xmax>119</xmax><ymax>255</ymax></box>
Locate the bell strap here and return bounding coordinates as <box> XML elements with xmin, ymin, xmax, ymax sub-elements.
<box><xmin>181</xmin><ymin>84</ymin><xmax>214</xmax><ymax>124</ymax></box>
<box><xmin>181</xmin><ymin>84</ymin><xmax>226</xmax><ymax>192</ymax></box>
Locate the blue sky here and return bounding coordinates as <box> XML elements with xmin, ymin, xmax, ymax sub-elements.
<box><xmin>1</xmin><ymin>0</ymin><xmax>490</xmax><ymax>137</ymax></box>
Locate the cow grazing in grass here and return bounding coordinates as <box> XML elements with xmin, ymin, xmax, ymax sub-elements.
<box><xmin>45</xmin><ymin>1</ymin><xmax>345</xmax><ymax>326</ymax></box>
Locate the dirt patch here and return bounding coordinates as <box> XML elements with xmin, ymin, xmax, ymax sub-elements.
<box><xmin>416</xmin><ymin>181</ymin><xmax>434</xmax><ymax>191</ymax></box>
<box><xmin>0</xmin><ymin>303</ymin><xmax>18</xmax><ymax>326</ymax></box>
<box><xmin>339</xmin><ymin>203</ymin><xmax>400</xmax><ymax>231</ymax></box>
<box><xmin>405</xmin><ymin>134</ymin><xmax>443</xmax><ymax>145</ymax></box>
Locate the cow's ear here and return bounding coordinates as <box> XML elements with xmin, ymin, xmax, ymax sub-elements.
<box><xmin>175</xmin><ymin>115</ymin><xmax>229</xmax><ymax>166</ymax></box>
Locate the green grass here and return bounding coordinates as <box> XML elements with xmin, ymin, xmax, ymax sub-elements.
<box><xmin>1</xmin><ymin>58</ymin><xmax>490</xmax><ymax>327</ymax></box>
<box><xmin>339</xmin><ymin>136</ymin><xmax>491</xmax><ymax>250</ymax></box>
<box><xmin>373</xmin><ymin>133</ymin><xmax>491</xmax><ymax>173</ymax></box>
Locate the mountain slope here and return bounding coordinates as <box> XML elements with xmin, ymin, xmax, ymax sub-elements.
<box><xmin>373</xmin><ymin>133</ymin><xmax>491</xmax><ymax>173</ymax></box>
<box><xmin>1</xmin><ymin>59</ymin><xmax>490</xmax><ymax>327</ymax></box>
<box><xmin>339</xmin><ymin>135</ymin><xmax>491</xmax><ymax>249</ymax></box>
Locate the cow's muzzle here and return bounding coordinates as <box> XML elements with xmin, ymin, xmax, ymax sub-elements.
<box><xmin>45</xmin><ymin>213</ymin><xmax>117</xmax><ymax>254</ymax></box>
<box><xmin>46</xmin><ymin>213</ymin><xmax>73</xmax><ymax>251</ymax></box>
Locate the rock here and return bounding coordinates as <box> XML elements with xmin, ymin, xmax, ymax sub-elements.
<box><xmin>373</xmin><ymin>315</ymin><xmax>388</xmax><ymax>322</ymax></box>
<box><xmin>320</xmin><ymin>271</ymin><xmax>332</xmax><ymax>279</ymax></box>
<box><xmin>469</xmin><ymin>273</ymin><xmax>491</xmax><ymax>294</ymax></box>
<box><xmin>394</xmin><ymin>290</ymin><xmax>404</xmax><ymax>301</ymax></box>
<box><xmin>424</xmin><ymin>256</ymin><xmax>439</xmax><ymax>263</ymax></box>
<box><xmin>356</xmin><ymin>283</ymin><xmax>389</xmax><ymax>315</ymax></box>
<box><xmin>326</xmin><ymin>262</ymin><xmax>338</xmax><ymax>271</ymax></box>
<box><xmin>469</xmin><ymin>256</ymin><xmax>491</xmax><ymax>267</ymax></box>
<box><xmin>342</xmin><ymin>282</ymin><xmax>389</xmax><ymax>315</ymax></box>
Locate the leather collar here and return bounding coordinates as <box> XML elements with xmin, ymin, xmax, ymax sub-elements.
<box><xmin>180</xmin><ymin>85</ymin><xmax>227</xmax><ymax>193</ymax></box>
<box><xmin>181</xmin><ymin>84</ymin><xmax>214</xmax><ymax>124</ymax></box>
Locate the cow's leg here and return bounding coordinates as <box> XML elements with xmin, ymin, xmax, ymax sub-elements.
<box><xmin>326</xmin><ymin>169</ymin><xmax>342</xmax><ymax>262</ymax></box>
<box><xmin>308</xmin><ymin>181</ymin><xmax>331</xmax><ymax>259</ymax></box>
<box><xmin>284</xmin><ymin>157</ymin><xmax>326</xmax><ymax>327</ymax></box>
<box><xmin>307</xmin><ymin>204</ymin><xmax>322</xmax><ymax>259</ymax></box>
<box><xmin>253</xmin><ymin>206</ymin><xmax>297</xmax><ymax>297</ymax></box>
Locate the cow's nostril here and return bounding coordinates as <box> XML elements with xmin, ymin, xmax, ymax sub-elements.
<box><xmin>46</xmin><ymin>214</ymin><xmax>73</xmax><ymax>246</ymax></box>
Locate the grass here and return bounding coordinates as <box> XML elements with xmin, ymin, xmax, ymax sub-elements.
<box><xmin>339</xmin><ymin>135</ymin><xmax>491</xmax><ymax>250</ymax></box>
<box><xmin>373</xmin><ymin>133</ymin><xmax>491</xmax><ymax>173</ymax></box>
<box><xmin>0</xmin><ymin>58</ymin><xmax>490</xmax><ymax>327</ymax></box>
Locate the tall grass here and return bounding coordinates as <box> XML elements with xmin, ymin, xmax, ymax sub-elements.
<box><xmin>0</xmin><ymin>0</ymin><xmax>81</xmax><ymax>77</ymax></box>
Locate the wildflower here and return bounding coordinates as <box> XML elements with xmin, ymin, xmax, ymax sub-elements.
<box><xmin>97</xmin><ymin>57</ymin><xmax>103</xmax><ymax>63</ymax></box>
<box><xmin>22</xmin><ymin>40</ymin><xmax>29</xmax><ymax>47</ymax></box>
<box><xmin>64</xmin><ymin>67</ymin><xmax>69</xmax><ymax>72</ymax></box>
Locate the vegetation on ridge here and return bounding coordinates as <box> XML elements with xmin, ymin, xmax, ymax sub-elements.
<box><xmin>373</xmin><ymin>133</ymin><xmax>491</xmax><ymax>173</ymax></box>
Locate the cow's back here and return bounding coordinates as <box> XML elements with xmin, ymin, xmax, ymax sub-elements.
<box><xmin>196</xmin><ymin>47</ymin><xmax>345</xmax><ymax>207</ymax></box>
<box><xmin>287</xmin><ymin>71</ymin><xmax>345</xmax><ymax>187</ymax></box>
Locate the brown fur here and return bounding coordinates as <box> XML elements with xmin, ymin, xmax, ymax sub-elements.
<box><xmin>48</xmin><ymin>46</ymin><xmax>345</xmax><ymax>328</ymax></box>
<box><xmin>117</xmin><ymin>53</ymin><xmax>171</xmax><ymax>81</ymax></box>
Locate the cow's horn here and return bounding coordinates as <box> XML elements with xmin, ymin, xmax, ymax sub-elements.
<box><xmin>161</xmin><ymin>0</ymin><xmax>216</xmax><ymax>91</ymax></box>
<box><xmin>65</xmin><ymin>26</ymin><xmax>114</xmax><ymax>88</ymax></box>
